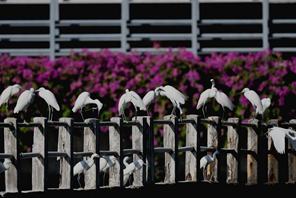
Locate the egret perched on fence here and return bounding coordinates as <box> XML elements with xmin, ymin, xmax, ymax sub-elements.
<box><xmin>241</xmin><ymin>88</ymin><xmax>271</xmax><ymax>116</ymax></box>
<box><xmin>143</xmin><ymin>85</ymin><xmax>186</xmax><ymax>116</ymax></box>
<box><xmin>200</xmin><ymin>150</ymin><xmax>219</xmax><ymax>182</ymax></box>
<box><xmin>35</xmin><ymin>87</ymin><xmax>60</xmax><ymax>120</ymax></box>
<box><xmin>0</xmin><ymin>158</ymin><xmax>12</xmax><ymax>174</ymax></box>
<box><xmin>13</xmin><ymin>88</ymin><xmax>35</xmax><ymax>115</ymax></box>
<box><xmin>123</xmin><ymin>156</ymin><xmax>145</xmax><ymax>186</ymax></box>
<box><xmin>118</xmin><ymin>89</ymin><xmax>146</xmax><ymax>120</ymax></box>
<box><xmin>72</xmin><ymin>92</ymin><xmax>103</xmax><ymax>120</ymax></box>
<box><xmin>196</xmin><ymin>79</ymin><xmax>233</xmax><ymax>117</ymax></box>
<box><xmin>267</xmin><ymin>127</ymin><xmax>296</xmax><ymax>154</ymax></box>
<box><xmin>0</xmin><ymin>84</ymin><xmax>21</xmax><ymax>110</ymax></box>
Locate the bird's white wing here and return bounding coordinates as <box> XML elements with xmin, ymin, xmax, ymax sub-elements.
<box><xmin>196</xmin><ymin>89</ymin><xmax>211</xmax><ymax>110</ymax></box>
<box><xmin>13</xmin><ymin>90</ymin><xmax>34</xmax><ymax>114</ymax></box>
<box><xmin>39</xmin><ymin>89</ymin><xmax>60</xmax><ymax>111</ymax></box>
<box><xmin>143</xmin><ymin>90</ymin><xmax>156</xmax><ymax>108</ymax></box>
<box><xmin>163</xmin><ymin>85</ymin><xmax>186</xmax><ymax>104</ymax></box>
<box><xmin>11</xmin><ymin>85</ymin><xmax>21</xmax><ymax>96</ymax></box>
<box><xmin>261</xmin><ymin>98</ymin><xmax>271</xmax><ymax>113</ymax></box>
<box><xmin>268</xmin><ymin>127</ymin><xmax>286</xmax><ymax>154</ymax></box>
<box><xmin>244</xmin><ymin>90</ymin><xmax>263</xmax><ymax>114</ymax></box>
<box><xmin>118</xmin><ymin>93</ymin><xmax>127</xmax><ymax>115</ymax></box>
<box><xmin>72</xmin><ymin>92</ymin><xmax>89</xmax><ymax>112</ymax></box>
<box><xmin>0</xmin><ymin>86</ymin><xmax>12</xmax><ymax>106</ymax></box>
<box><xmin>215</xmin><ymin>91</ymin><xmax>234</xmax><ymax>111</ymax></box>
<box><xmin>129</xmin><ymin>91</ymin><xmax>146</xmax><ymax>111</ymax></box>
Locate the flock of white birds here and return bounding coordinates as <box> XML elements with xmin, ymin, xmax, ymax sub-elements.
<box><xmin>0</xmin><ymin>78</ymin><xmax>295</xmax><ymax>184</ymax></box>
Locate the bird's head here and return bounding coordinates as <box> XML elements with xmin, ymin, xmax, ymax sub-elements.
<box><xmin>241</xmin><ymin>88</ymin><xmax>249</xmax><ymax>93</ymax></box>
<box><xmin>90</xmin><ymin>153</ymin><xmax>99</xmax><ymax>159</ymax></box>
<box><xmin>13</xmin><ymin>84</ymin><xmax>21</xmax><ymax>90</ymax></box>
<box><xmin>29</xmin><ymin>88</ymin><xmax>35</xmax><ymax>92</ymax></box>
<box><xmin>35</xmin><ymin>87</ymin><xmax>46</xmax><ymax>92</ymax></box>
<box><xmin>125</xmin><ymin>89</ymin><xmax>129</xmax><ymax>93</ymax></box>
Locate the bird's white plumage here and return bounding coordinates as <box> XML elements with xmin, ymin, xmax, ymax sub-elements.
<box><xmin>13</xmin><ymin>88</ymin><xmax>35</xmax><ymax>114</ymax></box>
<box><xmin>73</xmin><ymin>153</ymin><xmax>98</xmax><ymax>176</ymax></box>
<box><xmin>0</xmin><ymin>84</ymin><xmax>21</xmax><ymax>106</ymax></box>
<box><xmin>101</xmin><ymin>156</ymin><xmax>117</xmax><ymax>172</ymax></box>
<box><xmin>118</xmin><ymin>89</ymin><xmax>146</xmax><ymax>116</ymax></box>
<box><xmin>268</xmin><ymin>127</ymin><xmax>286</xmax><ymax>154</ymax></box>
<box><xmin>215</xmin><ymin>91</ymin><xmax>234</xmax><ymax>111</ymax></box>
<box><xmin>37</xmin><ymin>87</ymin><xmax>60</xmax><ymax>111</ymax></box>
<box><xmin>123</xmin><ymin>158</ymin><xmax>145</xmax><ymax>185</ymax></box>
<box><xmin>143</xmin><ymin>90</ymin><xmax>156</xmax><ymax>108</ymax></box>
<box><xmin>72</xmin><ymin>92</ymin><xmax>103</xmax><ymax>115</ymax></box>
<box><xmin>196</xmin><ymin>89</ymin><xmax>213</xmax><ymax>110</ymax></box>
<box><xmin>267</xmin><ymin>127</ymin><xmax>296</xmax><ymax>154</ymax></box>
<box><xmin>161</xmin><ymin>85</ymin><xmax>186</xmax><ymax>105</ymax></box>
<box><xmin>0</xmin><ymin>159</ymin><xmax>12</xmax><ymax>174</ymax></box>
<box><xmin>261</xmin><ymin>98</ymin><xmax>271</xmax><ymax>113</ymax></box>
<box><xmin>242</xmin><ymin>88</ymin><xmax>263</xmax><ymax>115</ymax></box>
<box><xmin>72</xmin><ymin>92</ymin><xmax>90</xmax><ymax>112</ymax></box>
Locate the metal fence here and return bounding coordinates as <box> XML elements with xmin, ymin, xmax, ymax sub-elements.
<box><xmin>1</xmin><ymin>0</ymin><xmax>296</xmax><ymax>59</ymax></box>
<box><xmin>0</xmin><ymin>115</ymin><xmax>296</xmax><ymax>195</ymax></box>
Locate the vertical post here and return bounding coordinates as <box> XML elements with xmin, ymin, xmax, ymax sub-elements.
<box><xmin>121</xmin><ymin>0</ymin><xmax>129</xmax><ymax>52</ymax></box>
<box><xmin>83</xmin><ymin>118</ymin><xmax>98</xmax><ymax>189</ymax></box>
<box><xmin>4</xmin><ymin>118</ymin><xmax>18</xmax><ymax>193</ymax></box>
<box><xmin>57</xmin><ymin>118</ymin><xmax>73</xmax><ymax>189</ymax></box>
<box><xmin>132</xmin><ymin>116</ymin><xmax>150</xmax><ymax>186</ymax></box>
<box><xmin>163</xmin><ymin>115</ymin><xmax>176</xmax><ymax>183</ymax></box>
<box><xmin>50</xmin><ymin>0</ymin><xmax>59</xmax><ymax>60</ymax></box>
<box><xmin>267</xmin><ymin>119</ymin><xmax>279</xmax><ymax>184</ymax></box>
<box><xmin>288</xmin><ymin>119</ymin><xmax>296</xmax><ymax>183</ymax></box>
<box><xmin>32</xmin><ymin>117</ymin><xmax>47</xmax><ymax>192</ymax></box>
<box><xmin>262</xmin><ymin>0</ymin><xmax>269</xmax><ymax>50</ymax></box>
<box><xmin>191</xmin><ymin>0</ymin><xmax>199</xmax><ymax>54</ymax></box>
<box><xmin>109</xmin><ymin>117</ymin><xmax>121</xmax><ymax>187</ymax></box>
<box><xmin>148</xmin><ymin>118</ymin><xmax>155</xmax><ymax>184</ymax></box>
<box><xmin>206</xmin><ymin>116</ymin><xmax>219</xmax><ymax>182</ymax></box>
<box><xmin>185</xmin><ymin>115</ymin><xmax>198</xmax><ymax>182</ymax></box>
<box><xmin>226</xmin><ymin>118</ymin><xmax>239</xmax><ymax>184</ymax></box>
<box><xmin>247</xmin><ymin>119</ymin><xmax>258</xmax><ymax>185</ymax></box>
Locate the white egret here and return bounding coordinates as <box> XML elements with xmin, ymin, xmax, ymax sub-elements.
<box><xmin>35</xmin><ymin>87</ymin><xmax>60</xmax><ymax>120</ymax></box>
<box><xmin>73</xmin><ymin>153</ymin><xmax>99</xmax><ymax>188</ymax></box>
<box><xmin>13</xmin><ymin>88</ymin><xmax>35</xmax><ymax>114</ymax></box>
<box><xmin>200</xmin><ymin>150</ymin><xmax>219</xmax><ymax>181</ymax></box>
<box><xmin>0</xmin><ymin>84</ymin><xmax>21</xmax><ymax>109</ymax></box>
<box><xmin>100</xmin><ymin>155</ymin><xmax>117</xmax><ymax>185</ymax></box>
<box><xmin>196</xmin><ymin>79</ymin><xmax>233</xmax><ymax>117</ymax></box>
<box><xmin>72</xmin><ymin>92</ymin><xmax>103</xmax><ymax>120</ymax></box>
<box><xmin>0</xmin><ymin>158</ymin><xmax>12</xmax><ymax>174</ymax></box>
<box><xmin>241</xmin><ymin>88</ymin><xmax>271</xmax><ymax>116</ymax></box>
<box><xmin>118</xmin><ymin>89</ymin><xmax>146</xmax><ymax>120</ymax></box>
<box><xmin>267</xmin><ymin>127</ymin><xmax>296</xmax><ymax>154</ymax></box>
<box><xmin>143</xmin><ymin>90</ymin><xmax>156</xmax><ymax>110</ymax></box>
<box><xmin>154</xmin><ymin>85</ymin><xmax>187</xmax><ymax>116</ymax></box>
<box><xmin>123</xmin><ymin>156</ymin><xmax>145</xmax><ymax>186</ymax></box>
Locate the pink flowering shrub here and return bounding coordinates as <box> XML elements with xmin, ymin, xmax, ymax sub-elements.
<box><xmin>0</xmin><ymin>49</ymin><xmax>295</xmax><ymax>122</ymax></box>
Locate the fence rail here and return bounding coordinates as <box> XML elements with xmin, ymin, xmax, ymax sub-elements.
<box><xmin>1</xmin><ymin>0</ymin><xmax>296</xmax><ymax>59</ymax></box>
<box><xmin>0</xmin><ymin>115</ymin><xmax>295</xmax><ymax>195</ymax></box>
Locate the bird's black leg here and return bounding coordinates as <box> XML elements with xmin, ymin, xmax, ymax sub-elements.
<box><xmin>222</xmin><ymin>107</ymin><xmax>225</xmax><ymax>120</ymax></box>
<box><xmin>202</xmin><ymin>105</ymin><xmax>206</xmax><ymax>118</ymax></box>
<box><xmin>47</xmin><ymin>105</ymin><xmax>50</xmax><ymax>120</ymax></box>
<box><xmin>80</xmin><ymin>108</ymin><xmax>85</xmax><ymax>121</ymax></box>
<box><xmin>77</xmin><ymin>174</ymin><xmax>82</xmax><ymax>188</ymax></box>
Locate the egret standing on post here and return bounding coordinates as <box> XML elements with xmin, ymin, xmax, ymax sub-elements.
<box><xmin>0</xmin><ymin>84</ymin><xmax>22</xmax><ymax>110</ymax></box>
<box><xmin>118</xmin><ymin>89</ymin><xmax>146</xmax><ymax>120</ymax></box>
<box><xmin>196</xmin><ymin>79</ymin><xmax>233</xmax><ymax>118</ymax></box>
<box><xmin>200</xmin><ymin>150</ymin><xmax>219</xmax><ymax>182</ymax></box>
<box><xmin>143</xmin><ymin>85</ymin><xmax>186</xmax><ymax>116</ymax></box>
<box><xmin>72</xmin><ymin>92</ymin><xmax>103</xmax><ymax>120</ymax></box>
<box><xmin>35</xmin><ymin>87</ymin><xmax>60</xmax><ymax>120</ymax></box>
<box><xmin>241</xmin><ymin>88</ymin><xmax>271</xmax><ymax>117</ymax></box>
<box><xmin>13</xmin><ymin>88</ymin><xmax>35</xmax><ymax>121</ymax></box>
<box><xmin>122</xmin><ymin>156</ymin><xmax>145</xmax><ymax>186</ymax></box>
<box><xmin>267</xmin><ymin>126</ymin><xmax>296</xmax><ymax>154</ymax></box>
